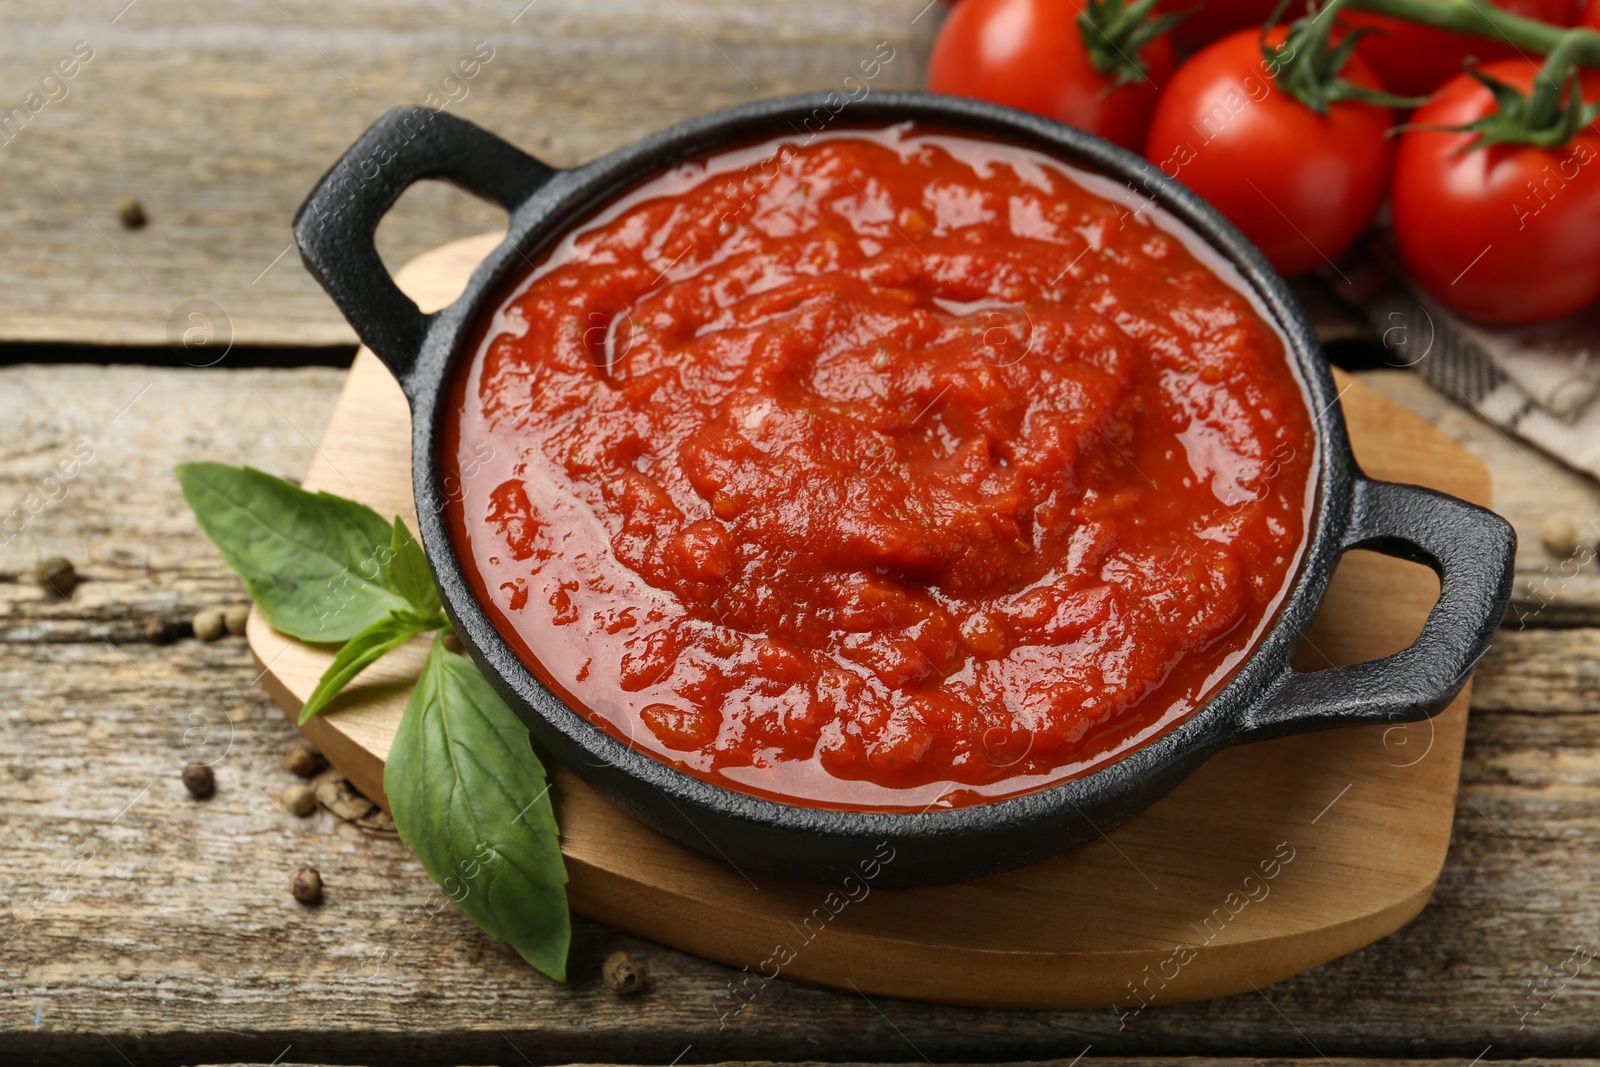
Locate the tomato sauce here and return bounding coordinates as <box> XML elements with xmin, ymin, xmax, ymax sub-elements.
<box><xmin>442</xmin><ymin>124</ymin><xmax>1316</xmax><ymax>811</ymax></box>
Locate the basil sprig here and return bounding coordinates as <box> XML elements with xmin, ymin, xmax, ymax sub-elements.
<box><xmin>388</xmin><ymin>634</ymin><xmax>569</xmax><ymax>979</ymax></box>
<box><xmin>175</xmin><ymin>463</ymin><xmax>414</xmax><ymax>641</ymax></box>
<box><xmin>298</xmin><ymin>608</ymin><xmax>442</xmax><ymax>723</ymax></box>
<box><xmin>175</xmin><ymin>462</ymin><xmax>569</xmax><ymax>979</ymax></box>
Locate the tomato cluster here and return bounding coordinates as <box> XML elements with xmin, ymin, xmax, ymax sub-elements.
<box><xmin>928</xmin><ymin>0</ymin><xmax>1600</xmax><ymax>326</ymax></box>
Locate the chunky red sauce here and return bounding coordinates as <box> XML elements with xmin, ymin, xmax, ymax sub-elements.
<box><xmin>443</xmin><ymin>125</ymin><xmax>1315</xmax><ymax>811</ymax></box>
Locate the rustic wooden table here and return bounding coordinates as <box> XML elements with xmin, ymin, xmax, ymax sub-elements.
<box><xmin>2</xmin><ymin>2</ymin><xmax>1597</xmax><ymax>1065</ymax></box>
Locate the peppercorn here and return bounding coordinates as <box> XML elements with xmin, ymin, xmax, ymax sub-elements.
<box><xmin>115</xmin><ymin>193</ymin><xmax>146</xmax><ymax>229</ymax></box>
<box><xmin>601</xmin><ymin>950</ymin><xmax>646</xmax><ymax>995</ymax></box>
<box><xmin>223</xmin><ymin>603</ymin><xmax>251</xmax><ymax>636</ymax></box>
<box><xmin>37</xmin><ymin>556</ymin><xmax>78</xmax><ymax>597</ymax></box>
<box><xmin>282</xmin><ymin>782</ymin><xmax>316</xmax><ymax>817</ymax></box>
<box><xmin>284</xmin><ymin>739</ymin><xmax>320</xmax><ymax>778</ymax></box>
<box><xmin>1541</xmin><ymin>515</ymin><xmax>1581</xmax><ymax>558</ymax></box>
<box><xmin>192</xmin><ymin>609</ymin><xmax>225</xmax><ymax>642</ymax></box>
<box><xmin>181</xmin><ymin>762</ymin><xmax>214</xmax><ymax>798</ymax></box>
<box><xmin>291</xmin><ymin>866</ymin><xmax>322</xmax><ymax>903</ymax></box>
<box><xmin>144</xmin><ymin>614</ymin><xmax>184</xmax><ymax>644</ymax></box>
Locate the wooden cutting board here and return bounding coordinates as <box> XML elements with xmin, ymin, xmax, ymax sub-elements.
<box><xmin>250</xmin><ymin>233</ymin><xmax>1488</xmax><ymax>1011</ymax></box>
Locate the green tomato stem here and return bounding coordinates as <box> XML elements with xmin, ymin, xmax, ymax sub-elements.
<box><xmin>1524</xmin><ymin>29</ymin><xmax>1600</xmax><ymax>125</ymax></box>
<box><xmin>1311</xmin><ymin>0</ymin><xmax>1600</xmax><ymax>141</ymax></box>
<box><xmin>1079</xmin><ymin>0</ymin><xmax>1186</xmax><ymax>85</ymax></box>
<box><xmin>1339</xmin><ymin>0</ymin><xmax>1600</xmax><ymax>61</ymax></box>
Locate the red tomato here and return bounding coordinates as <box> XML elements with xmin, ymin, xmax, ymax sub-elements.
<box><xmin>1143</xmin><ymin>28</ymin><xmax>1394</xmax><ymax>276</ymax></box>
<box><xmin>1391</xmin><ymin>60</ymin><xmax>1600</xmax><ymax>326</ymax></box>
<box><xmin>1584</xmin><ymin>0</ymin><xmax>1600</xmax><ymax>26</ymax></box>
<box><xmin>1159</xmin><ymin>0</ymin><xmax>1300</xmax><ymax>52</ymax></box>
<box><xmin>927</xmin><ymin>0</ymin><xmax>1177</xmax><ymax>151</ymax></box>
<box><xmin>1343</xmin><ymin>0</ymin><xmax>1576</xmax><ymax>99</ymax></box>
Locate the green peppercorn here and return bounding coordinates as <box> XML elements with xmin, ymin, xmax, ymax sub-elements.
<box><xmin>1541</xmin><ymin>515</ymin><xmax>1581</xmax><ymax>558</ymax></box>
<box><xmin>284</xmin><ymin>739</ymin><xmax>320</xmax><ymax>778</ymax></box>
<box><xmin>602</xmin><ymin>950</ymin><xmax>646</xmax><ymax>995</ymax></box>
<box><xmin>223</xmin><ymin>603</ymin><xmax>251</xmax><ymax>636</ymax></box>
<box><xmin>192</xmin><ymin>609</ymin><xmax>225</xmax><ymax>642</ymax></box>
<box><xmin>282</xmin><ymin>783</ymin><xmax>316</xmax><ymax>817</ymax></box>
<box><xmin>291</xmin><ymin>866</ymin><xmax>322</xmax><ymax>903</ymax></box>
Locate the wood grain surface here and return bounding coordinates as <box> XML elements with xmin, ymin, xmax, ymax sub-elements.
<box><xmin>2</xmin><ymin>374</ymin><xmax>1598</xmax><ymax>1064</ymax></box>
<box><xmin>4</xmin><ymin>1</ymin><xmax>1598</xmax><ymax>1062</ymax></box>
<box><xmin>239</xmin><ymin>234</ymin><xmax>1484</xmax><ymax>1013</ymax></box>
<box><xmin>0</xmin><ymin>0</ymin><xmax>937</xmax><ymax>348</ymax></box>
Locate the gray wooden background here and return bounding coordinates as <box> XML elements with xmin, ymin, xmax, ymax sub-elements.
<box><xmin>2</xmin><ymin>1</ymin><xmax>1598</xmax><ymax>1065</ymax></box>
<box><xmin>0</xmin><ymin>0</ymin><xmax>937</xmax><ymax>347</ymax></box>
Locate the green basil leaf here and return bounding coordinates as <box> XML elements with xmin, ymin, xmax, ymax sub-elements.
<box><xmin>385</xmin><ymin>635</ymin><xmax>570</xmax><ymax>980</ymax></box>
<box><xmin>387</xmin><ymin>517</ymin><xmax>440</xmax><ymax>616</ymax></box>
<box><xmin>175</xmin><ymin>462</ymin><xmax>410</xmax><ymax>642</ymax></box>
<box><xmin>298</xmin><ymin>609</ymin><xmax>441</xmax><ymax>725</ymax></box>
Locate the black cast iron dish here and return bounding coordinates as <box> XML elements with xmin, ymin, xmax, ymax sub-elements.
<box><xmin>293</xmin><ymin>92</ymin><xmax>1516</xmax><ymax>888</ymax></box>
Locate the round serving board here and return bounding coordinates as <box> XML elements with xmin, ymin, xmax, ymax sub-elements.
<box><xmin>250</xmin><ymin>234</ymin><xmax>1488</xmax><ymax>1011</ymax></box>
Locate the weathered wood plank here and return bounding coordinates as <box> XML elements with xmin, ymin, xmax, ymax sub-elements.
<box><xmin>1473</xmin><ymin>628</ymin><xmax>1600</xmax><ymax>715</ymax></box>
<box><xmin>1359</xmin><ymin>370</ymin><xmax>1600</xmax><ymax>626</ymax></box>
<box><xmin>0</xmin><ymin>362</ymin><xmax>345</xmax><ymax>585</ymax></box>
<box><xmin>2</xmin><ymin>365</ymin><xmax>1598</xmax><ymax>1065</ymax></box>
<box><xmin>0</xmin><ymin>0</ymin><xmax>937</xmax><ymax>348</ymax></box>
<box><xmin>5</xmin><ymin>624</ymin><xmax>1599</xmax><ymax>1063</ymax></box>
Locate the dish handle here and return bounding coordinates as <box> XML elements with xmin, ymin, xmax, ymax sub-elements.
<box><xmin>1238</xmin><ymin>476</ymin><xmax>1516</xmax><ymax>739</ymax></box>
<box><xmin>292</xmin><ymin>107</ymin><xmax>556</xmax><ymax>401</ymax></box>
